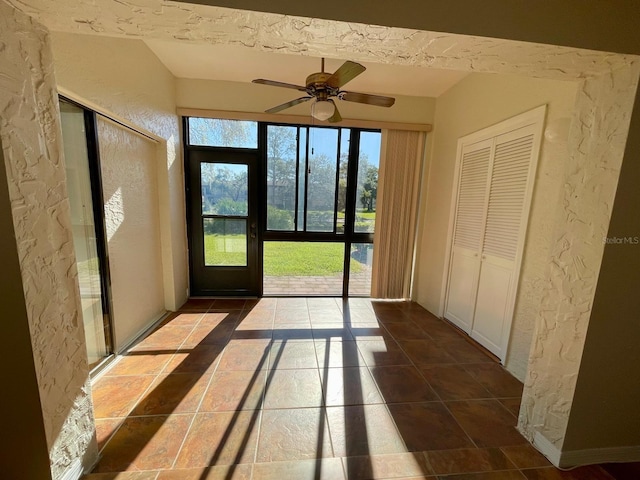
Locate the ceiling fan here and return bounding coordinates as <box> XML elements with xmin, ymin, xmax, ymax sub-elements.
<box><xmin>253</xmin><ymin>58</ymin><xmax>396</xmax><ymax>123</ymax></box>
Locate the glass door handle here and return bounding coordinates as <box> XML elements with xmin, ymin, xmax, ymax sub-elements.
<box><xmin>250</xmin><ymin>223</ymin><xmax>257</xmax><ymax>239</ymax></box>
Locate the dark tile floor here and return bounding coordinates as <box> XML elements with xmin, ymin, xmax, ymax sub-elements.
<box><xmin>84</xmin><ymin>298</ymin><xmax>632</xmax><ymax>479</ymax></box>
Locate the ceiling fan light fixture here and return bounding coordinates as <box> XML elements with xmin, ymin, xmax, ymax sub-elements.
<box><xmin>311</xmin><ymin>99</ymin><xmax>335</xmax><ymax>121</ymax></box>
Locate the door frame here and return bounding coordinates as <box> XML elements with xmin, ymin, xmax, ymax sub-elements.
<box><xmin>59</xmin><ymin>96</ymin><xmax>116</xmax><ymax>371</ymax></box>
<box><xmin>184</xmin><ymin>134</ymin><xmax>264</xmax><ymax>297</ymax></box>
<box><xmin>440</xmin><ymin>105</ymin><xmax>546</xmax><ymax>362</ymax></box>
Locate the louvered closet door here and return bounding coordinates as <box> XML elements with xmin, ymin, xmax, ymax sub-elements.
<box><xmin>471</xmin><ymin>125</ymin><xmax>537</xmax><ymax>357</ymax></box>
<box><xmin>444</xmin><ymin>139</ymin><xmax>493</xmax><ymax>332</ymax></box>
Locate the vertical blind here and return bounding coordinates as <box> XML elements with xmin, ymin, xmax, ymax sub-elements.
<box><xmin>371</xmin><ymin>129</ymin><xmax>426</xmax><ymax>298</ymax></box>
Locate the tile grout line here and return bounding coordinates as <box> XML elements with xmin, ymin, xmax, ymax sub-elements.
<box><xmin>92</xmin><ymin>299</ymin><xmax>538</xmax><ymax>477</ymax></box>
<box><xmin>94</xmin><ymin>308</ymin><xmax>210</xmax><ymax>448</ymax></box>
<box><xmin>154</xmin><ymin>310</ymin><xmax>207</xmax><ymax>378</ymax></box>
<box><xmin>92</xmin><ymin>310</ymin><xmax>204</xmax><ymax>466</ymax></box>
<box><xmin>397</xmin><ymin>310</ymin><xmax>511</xmax><ymax>451</ymax></box>
<box><xmin>311</xmin><ymin>322</ymin><xmax>337</xmax><ymax>464</ymax></box>
<box><xmin>168</xmin><ymin>305</ymin><xmax>236</xmax><ymax>471</ymax></box>
<box><xmin>349</xmin><ymin>306</ymin><xmax>413</xmax><ymax>456</ymax></box>
<box><xmin>375</xmin><ymin>309</ymin><xmax>482</xmax><ymax>452</ymax></box>
<box><xmin>247</xmin><ymin>308</ymin><xmax>272</xmax><ymax>468</ymax></box>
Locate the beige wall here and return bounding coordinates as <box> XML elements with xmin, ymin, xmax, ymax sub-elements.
<box><xmin>98</xmin><ymin>118</ymin><xmax>166</xmax><ymax>349</ymax></box>
<box><xmin>413</xmin><ymin>72</ymin><xmax>578</xmax><ymax>381</ymax></box>
<box><xmin>50</xmin><ymin>32</ymin><xmax>188</xmax><ymax>311</ymax></box>
<box><xmin>177</xmin><ymin>78</ymin><xmax>436</xmax><ymax>124</ymax></box>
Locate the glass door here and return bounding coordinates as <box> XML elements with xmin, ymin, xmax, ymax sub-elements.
<box><xmin>185</xmin><ymin>118</ymin><xmax>261</xmax><ymax>296</ymax></box>
<box><xmin>59</xmin><ymin>99</ymin><xmax>113</xmax><ymax>368</ymax></box>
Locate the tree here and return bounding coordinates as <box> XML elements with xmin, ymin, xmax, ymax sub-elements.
<box><xmin>336</xmin><ymin>151</ymin><xmax>349</xmax><ymax>213</ymax></box>
<box><xmin>200</xmin><ymin>164</ymin><xmax>248</xmax><ymax>215</ymax></box>
<box><xmin>267</xmin><ymin>126</ymin><xmax>297</xmax><ymax>211</ymax></box>
<box><xmin>307</xmin><ymin>152</ymin><xmax>337</xmax><ymax>211</ymax></box>
<box><xmin>189</xmin><ymin>118</ymin><xmax>256</xmax><ymax>147</ymax></box>
<box><xmin>360</xmin><ymin>166</ymin><xmax>378</xmax><ymax>212</ymax></box>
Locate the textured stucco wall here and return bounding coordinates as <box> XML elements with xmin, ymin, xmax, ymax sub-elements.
<box><xmin>8</xmin><ymin>0</ymin><xmax>640</xmax><ymax>461</ymax></box>
<box><xmin>0</xmin><ymin>3</ymin><xmax>97</xmax><ymax>478</ymax></box>
<box><xmin>11</xmin><ymin>1</ymin><xmax>634</xmax><ymax>79</ymax></box>
<box><xmin>0</xmin><ymin>137</ymin><xmax>53</xmax><ymax>480</ymax></box>
<box><xmin>413</xmin><ymin>73</ymin><xmax>579</xmax><ymax>380</ymax></box>
<box><xmin>562</xmin><ymin>84</ymin><xmax>640</xmax><ymax>453</ymax></box>
<box><xmin>177</xmin><ymin>0</ymin><xmax>640</xmax><ymax>56</ymax></box>
<box><xmin>98</xmin><ymin>118</ymin><xmax>166</xmax><ymax>349</ymax></box>
<box><xmin>49</xmin><ymin>31</ymin><xmax>187</xmax><ymax>311</ymax></box>
<box><xmin>519</xmin><ymin>64</ymin><xmax>640</xmax><ymax>453</ymax></box>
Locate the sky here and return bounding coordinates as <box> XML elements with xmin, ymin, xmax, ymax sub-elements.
<box><xmin>359</xmin><ymin>131</ymin><xmax>381</xmax><ymax>167</ymax></box>
<box><xmin>191</xmin><ymin>117</ymin><xmax>381</xmax><ymax>167</ymax></box>
<box><xmin>308</xmin><ymin>127</ymin><xmax>381</xmax><ymax>168</ymax></box>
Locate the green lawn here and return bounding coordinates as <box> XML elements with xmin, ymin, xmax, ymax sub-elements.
<box><xmin>204</xmin><ymin>234</ymin><xmax>247</xmax><ymax>266</ymax></box>
<box><xmin>204</xmin><ymin>234</ymin><xmax>364</xmax><ymax>276</ymax></box>
<box><xmin>356</xmin><ymin>210</ymin><xmax>376</xmax><ymax>220</ymax></box>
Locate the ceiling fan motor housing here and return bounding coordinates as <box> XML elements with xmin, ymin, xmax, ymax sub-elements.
<box><xmin>305</xmin><ymin>72</ymin><xmax>339</xmax><ymax>97</ymax></box>
<box><xmin>254</xmin><ymin>59</ymin><xmax>394</xmax><ymax>120</ymax></box>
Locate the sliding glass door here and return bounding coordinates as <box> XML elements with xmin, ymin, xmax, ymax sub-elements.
<box><xmin>263</xmin><ymin>124</ymin><xmax>380</xmax><ymax>296</ymax></box>
<box><xmin>60</xmin><ymin>99</ymin><xmax>113</xmax><ymax>368</ymax></box>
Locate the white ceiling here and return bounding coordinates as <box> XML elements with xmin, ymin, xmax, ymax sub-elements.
<box><xmin>144</xmin><ymin>39</ymin><xmax>469</xmax><ymax>98</ymax></box>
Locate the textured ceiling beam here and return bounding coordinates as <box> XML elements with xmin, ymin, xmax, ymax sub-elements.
<box><xmin>174</xmin><ymin>0</ymin><xmax>640</xmax><ymax>55</ymax></box>
<box><xmin>6</xmin><ymin>0</ymin><xmax>635</xmax><ymax>81</ymax></box>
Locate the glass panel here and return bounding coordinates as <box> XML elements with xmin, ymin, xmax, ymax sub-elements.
<box><xmin>337</xmin><ymin>128</ymin><xmax>351</xmax><ymax>234</ymax></box>
<box><xmin>203</xmin><ymin>218</ymin><xmax>247</xmax><ymax>266</ymax></box>
<box><xmin>188</xmin><ymin>118</ymin><xmax>258</xmax><ymax>148</ymax></box>
<box><xmin>263</xmin><ymin>241</ymin><xmax>344</xmax><ymax>296</ymax></box>
<box><xmin>60</xmin><ymin>101</ymin><xmax>109</xmax><ymax>367</ymax></box>
<box><xmin>297</xmin><ymin>128</ymin><xmax>307</xmax><ymax>231</ymax></box>
<box><xmin>355</xmin><ymin>131</ymin><xmax>382</xmax><ymax>233</ymax></box>
<box><xmin>201</xmin><ymin>163</ymin><xmax>248</xmax><ymax>216</ymax></box>
<box><xmin>306</xmin><ymin>128</ymin><xmax>339</xmax><ymax>232</ymax></box>
<box><xmin>266</xmin><ymin>125</ymin><xmax>297</xmax><ymax>231</ymax></box>
<box><xmin>349</xmin><ymin>243</ymin><xmax>374</xmax><ymax>296</ymax></box>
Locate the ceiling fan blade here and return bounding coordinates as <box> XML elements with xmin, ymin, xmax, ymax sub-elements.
<box><xmin>340</xmin><ymin>91</ymin><xmax>396</xmax><ymax>108</ymax></box>
<box><xmin>265</xmin><ymin>96</ymin><xmax>312</xmax><ymax>114</ymax></box>
<box><xmin>253</xmin><ymin>79</ymin><xmax>308</xmax><ymax>92</ymax></box>
<box><xmin>326</xmin><ymin>61</ymin><xmax>366</xmax><ymax>88</ymax></box>
<box><xmin>327</xmin><ymin>101</ymin><xmax>342</xmax><ymax>123</ymax></box>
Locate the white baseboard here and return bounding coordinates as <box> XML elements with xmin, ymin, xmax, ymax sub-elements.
<box><xmin>60</xmin><ymin>458</ymin><xmax>83</xmax><ymax>480</ymax></box>
<box><xmin>533</xmin><ymin>431</ymin><xmax>562</xmax><ymax>466</ymax></box>
<box><xmin>559</xmin><ymin>445</ymin><xmax>640</xmax><ymax>468</ymax></box>
<box><xmin>533</xmin><ymin>431</ymin><xmax>640</xmax><ymax>468</ymax></box>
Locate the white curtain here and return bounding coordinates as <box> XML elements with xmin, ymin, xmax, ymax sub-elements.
<box><xmin>371</xmin><ymin>129</ymin><xmax>426</xmax><ymax>298</ymax></box>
